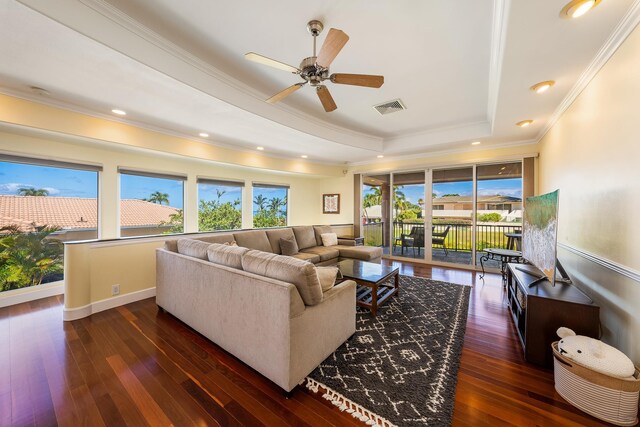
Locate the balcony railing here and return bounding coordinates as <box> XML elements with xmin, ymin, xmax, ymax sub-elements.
<box><xmin>362</xmin><ymin>220</ymin><xmax>522</xmax><ymax>252</ymax></box>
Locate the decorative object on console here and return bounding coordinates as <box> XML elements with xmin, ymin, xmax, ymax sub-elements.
<box><xmin>322</xmin><ymin>193</ymin><xmax>340</xmax><ymax>214</ymax></box>
<box><xmin>305</xmin><ymin>275</ymin><xmax>471</xmax><ymax>426</ymax></box>
<box><xmin>521</xmin><ymin>189</ymin><xmax>560</xmax><ymax>285</ymax></box>
<box><xmin>553</xmin><ymin>328</ymin><xmax>640</xmax><ymax>426</ymax></box>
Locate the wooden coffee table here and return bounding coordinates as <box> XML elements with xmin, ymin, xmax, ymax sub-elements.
<box><xmin>335</xmin><ymin>259</ymin><xmax>399</xmax><ymax>316</ymax></box>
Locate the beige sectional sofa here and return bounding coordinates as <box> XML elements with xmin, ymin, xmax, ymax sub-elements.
<box><xmin>157</xmin><ymin>225</ymin><xmax>381</xmax><ymax>392</ymax></box>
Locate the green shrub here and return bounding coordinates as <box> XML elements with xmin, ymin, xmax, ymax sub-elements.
<box><xmin>477</xmin><ymin>213</ymin><xmax>502</xmax><ymax>222</ymax></box>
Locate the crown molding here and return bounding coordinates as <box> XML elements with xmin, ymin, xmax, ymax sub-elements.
<box><xmin>348</xmin><ymin>138</ymin><xmax>538</xmax><ymax>168</ymax></box>
<box><xmin>487</xmin><ymin>0</ymin><xmax>510</xmax><ymax>133</ymax></box>
<box><xmin>536</xmin><ymin>0</ymin><xmax>640</xmax><ymax>142</ymax></box>
<box><xmin>17</xmin><ymin>0</ymin><xmax>383</xmax><ymax>151</ymax></box>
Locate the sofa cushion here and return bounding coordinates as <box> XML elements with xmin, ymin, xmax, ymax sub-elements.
<box><xmin>197</xmin><ymin>233</ymin><xmax>236</xmax><ymax>245</ymax></box>
<box><xmin>242</xmin><ymin>250</ymin><xmax>323</xmax><ymax>306</ymax></box>
<box><xmin>164</xmin><ymin>240</ymin><xmax>178</xmax><ymax>252</ymax></box>
<box><xmin>337</xmin><ymin>245</ymin><xmax>383</xmax><ymax>261</ymax></box>
<box><xmin>292</xmin><ymin>226</ymin><xmax>317</xmax><ymax>250</ymax></box>
<box><xmin>313</xmin><ymin>225</ymin><xmax>333</xmax><ymax>246</ymax></box>
<box><xmin>177</xmin><ymin>239</ymin><xmax>211</xmax><ymax>260</ymax></box>
<box><xmin>207</xmin><ymin>243</ymin><xmax>250</xmax><ymax>269</ymax></box>
<box><xmin>233</xmin><ymin>230</ymin><xmax>273</xmax><ymax>253</ymax></box>
<box><xmin>279</xmin><ymin>236</ymin><xmax>299</xmax><ymax>256</ymax></box>
<box><xmin>316</xmin><ymin>266</ymin><xmax>339</xmax><ymax>292</ymax></box>
<box><xmin>301</xmin><ymin>246</ymin><xmax>340</xmax><ymax>262</ymax></box>
<box><xmin>291</xmin><ymin>252</ymin><xmax>321</xmax><ymax>263</ymax></box>
<box><xmin>265</xmin><ymin>228</ymin><xmax>296</xmax><ymax>254</ymax></box>
<box><xmin>321</xmin><ymin>233</ymin><xmax>338</xmax><ymax>247</ymax></box>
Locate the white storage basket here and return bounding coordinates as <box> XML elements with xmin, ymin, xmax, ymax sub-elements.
<box><xmin>552</xmin><ymin>342</ymin><xmax>640</xmax><ymax>426</ymax></box>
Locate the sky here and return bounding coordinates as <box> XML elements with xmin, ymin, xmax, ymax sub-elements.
<box><xmin>0</xmin><ymin>161</ymin><xmax>98</xmax><ymax>197</ymax></box>
<box><xmin>199</xmin><ymin>184</ymin><xmax>242</xmax><ymax>205</ymax></box>
<box><xmin>364</xmin><ymin>177</ymin><xmax>522</xmax><ymax>205</ymax></box>
<box><xmin>120</xmin><ymin>174</ymin><xmax>184</xmax><ymax>209</ymax></box>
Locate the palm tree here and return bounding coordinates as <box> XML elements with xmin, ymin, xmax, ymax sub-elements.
<box><xmin>215</xmin><ymin>189</ymin><xmax>227</xmax><ymax>201</ymax></box>
<box><xmin>18</xmin><ymin>187</ymin><xmax>49</xmax><ymax>196</ymax></box>
<box><xmin>269</xmin><ymin>197</ymin><xmax>285</xmax><ymax>215</ymax></box>
<box><xmin>147</xmin><ymin>191</ymin><xmax>169</xmax><ymax>205</ymax></box>
<box><xmin>253</xmin><ymin>195</ymin><xmax>267</xmax><ymax>213</ymax></box>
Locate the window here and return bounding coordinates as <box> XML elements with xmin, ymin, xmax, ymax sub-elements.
<box><xmin>433</xmin><ymin>205</ymin><xmax>444</xmax><ymax>210</ymax></box>
<box><xmin>197</xmin><ymin>178</ymin><xmax>243</xmax><ymax>231</ymax></box>
<box><xmin>119</xmin><ymin>168</ymin><xmax>185</xmax><ymax>236</ymax></box>
<box><xmin>252</xmin><ymin>183</ymin><xmax>289</xmax><ymax>228</ymax></box>
<box><xmin>0</xmin><ymin>155</ymin><xmax>100</xmax><ymax>292</ymax></box>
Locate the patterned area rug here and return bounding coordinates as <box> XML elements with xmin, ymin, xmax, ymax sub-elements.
<box><xmin>304</xmin><ymin>275</ymin><xmax>471</xmax><ymax>427</ymax></box>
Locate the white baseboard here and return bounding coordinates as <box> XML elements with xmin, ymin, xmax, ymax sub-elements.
<box><xmin>63</xmin><ymin>287</ymin><xmax>156</xmax><ymax>321</ymax></box>
<box><xmin>0</xmin><ymin>281</ymin><xmax>64</xmax><ymax>308</ymax></box>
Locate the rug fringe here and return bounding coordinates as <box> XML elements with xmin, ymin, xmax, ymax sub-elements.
<box><xmin>303</xmin><ymin>377</ymin><xmax>397</xmax><ymax>427</ymax></box>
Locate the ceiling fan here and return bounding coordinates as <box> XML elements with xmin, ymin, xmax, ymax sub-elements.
<box><xmin>245</xmin><ymin>20</ymin><xmax>384</xmax><ymax>112</ymax></box>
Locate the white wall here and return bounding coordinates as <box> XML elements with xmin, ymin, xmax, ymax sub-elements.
<box><xmin>538</xmin><ymin>23</ymin><xmax>640</xmax><ymax>363</ymax></box>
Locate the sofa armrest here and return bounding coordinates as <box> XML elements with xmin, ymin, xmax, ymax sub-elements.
<box><xmin>337</xmin><ymin>238</ymin><xmax>357</xmax><ymax>246</ymax></box>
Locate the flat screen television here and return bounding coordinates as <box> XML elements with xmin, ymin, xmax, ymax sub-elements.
<box><xmin>520</xmin><ymin>189</ymin><xmax>560</xmax><ymax>286</ymax></box>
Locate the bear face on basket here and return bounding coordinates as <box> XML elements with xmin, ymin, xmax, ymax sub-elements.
<box><xmin>556</xmin><ymin>327</ymin><xmax>635</xmax><ymax>379</ymax></box>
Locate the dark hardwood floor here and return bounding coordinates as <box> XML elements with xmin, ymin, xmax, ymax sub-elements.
<box><xmin>0</xmin><ymin>261</ymin><xmax>613</xmax><ymax>426</ymax></box>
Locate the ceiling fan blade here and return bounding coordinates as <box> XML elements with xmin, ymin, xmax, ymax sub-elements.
<box><xmin>316</xmin><ymin>85</ymin><xmax>337</xmax><ymax>112</ymax></box>
<box><xmin>266</xmin><ymin>83</ymin><xmax>305</xmax><ymax>104</ymax></box>
<box><xmin>316</xmin><ymin>29</ymin><xmax>349</xmax><ymax>69</ymax></box>
<box><xmin>331</xmin><ymin>73</ymin><xmax>384</xmax><ymax>88</ymax></box>
<box><xmin>245</xmin><ymin>52</ymin><xmax>300</xmax><ymax>73</ymax></box>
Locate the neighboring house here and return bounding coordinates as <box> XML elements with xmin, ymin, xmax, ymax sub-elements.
<box><xmin>432</xmin><ymin>195</ymin><xmax>522</xmax><ymax>211</ymax></box>
<box><xmin>0</xmin><ymin>195</ymin><xmax>179</xmax><ymax>239</ymax></box>
<box><xmin>363</xmin><ymin>195</ymin><xmax>522</xmax><ymax>222</ymax></box>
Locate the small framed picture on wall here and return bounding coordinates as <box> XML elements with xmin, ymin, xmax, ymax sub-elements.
<box><xmin>323</xmin><ymin>194</ymin><xmax>340</xmax><ymax>214</ymax></box>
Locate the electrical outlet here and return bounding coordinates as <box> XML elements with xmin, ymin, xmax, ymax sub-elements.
<box><xmin>112</xmin><ymin>284</ymin><xmax>120</xmax><ymax>296</ymax></box>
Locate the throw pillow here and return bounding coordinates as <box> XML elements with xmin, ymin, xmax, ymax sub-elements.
<box><xmin>321</xmin><ymin>233</ymin><xmax>338</xmax><ymax>247</ymax></box>
<box><xmin>279</xmin><ymin>236</ymin><xmax>299</xmax><ymax>255</ymax></box>
<box><xmin>316</xmin><ymin>266</ymin><xmax>339</xmax><ymax>292</ymax></box>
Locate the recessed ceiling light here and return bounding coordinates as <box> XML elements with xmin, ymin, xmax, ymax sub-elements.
<box><xmin>111</xmin><ymin>109</ymin><xmax>126</xmax><ymax>116</ymax></box>
<box><xmin>471</xmin><ymin>141</ymin><xmax>481</xmax><ymax>146</ymax></box>
<box><xmin>516</xmin><ymin>120</ymin><xmax>534</xmax><ymax>128</ymax></box>
<box><xmin>256</xmin><ymin>146</ymin><xmax>264</xmax><ymax>151</ymax></box>
<box><xmin>377</xmin><ymin>155</ymin><xmax>384</xmax><ymax>158</ymax></box>
<box><xmin>530</xmin><ymin>80</ymin><xmax>555</xmax><ymax>94</ymax></box>
<box><xmin>301</xmin><ymin>155</ymin><xmax>308</xmax><ymax>159</ymax></box>
<box><xmin>560</xmin><ymin>0</ymin><xmax>601</xmax><ymax>19</ymax></box>
<box><xmin>199</xmin><ymin>132</ymin><xmax>209</xmax><ymax>138</ymax></box>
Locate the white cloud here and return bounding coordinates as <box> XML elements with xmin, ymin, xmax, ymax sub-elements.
<box><xmin>0</xmin><ymin>183</ymin><xmax>30</xmax><ymax>194</ymax></box>
<box><xmin>477</xmin><ymin>188</ymin><xmax>522</xmax><ymax>197</ymax></box>
<box><xmin>0</xmin><ymin>183</ymin><xmax>60</xmax><ymax>195</ymax></box>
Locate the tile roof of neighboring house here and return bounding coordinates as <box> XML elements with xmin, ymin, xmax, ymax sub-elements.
<box><xmin>433</xmin><ymin>195</ymin><xmax>521</xmax><ymax>203</ymax></box>
<box><xmin>0</xmin><ymin>195</ymin><xmax>179</xmax><ymax>232</ymax></box>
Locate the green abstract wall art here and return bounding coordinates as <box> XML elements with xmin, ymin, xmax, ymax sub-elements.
<box><xmin>523</xmin><ymin>190</ymin><xmax>559</xmax><ymax>283</ymax></box>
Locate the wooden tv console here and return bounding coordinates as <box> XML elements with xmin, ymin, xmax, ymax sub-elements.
<box><xmin>506</xmin><ymin>263</ymin><xmax>600</xmax><ymax>368</ymax></box>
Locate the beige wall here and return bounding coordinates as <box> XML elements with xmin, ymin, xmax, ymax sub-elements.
<box><xmin>538</xmin><ymin>24</ymin><xmax>640</xmax><ymax>363</ymax></box>
<box><xmin>0</xmin><ymin>126</ymin><xmax>353</xmax><ymax>312</ymax></box>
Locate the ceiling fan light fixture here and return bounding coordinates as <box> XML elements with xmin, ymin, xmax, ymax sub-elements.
<box><xmin>516</xmin><ymin>120</ymin><xmax>534</xmax><ymax>128</ymax></box>
<box><xmin>560</xmin><ymin>0</ymin><xmax>601</xmax><ymax>19</ymax></box>
<box><xmin>530</xmin><ymin>80</ymin><xmax>555</xmax><ymax>94</ymax></box>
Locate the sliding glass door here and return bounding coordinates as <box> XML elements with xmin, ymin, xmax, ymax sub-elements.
<box><xmin>391</xmin><ymin>171</ymin><xmax>426</xmax><ymax>259</ymax></box>
<box><xmin>362</xmin><ymin>174</ymin><xmax>390</xmax><ymax>254</ymax></box>
<box><xmin>431</xmin><ymin>167</ymin><xmax>474</xmax><ymax>266</ymax></box>
<box><xmin>360</xmin><ymin>160</ymin><xmax>524</xmax><ymax>271</ymax></box>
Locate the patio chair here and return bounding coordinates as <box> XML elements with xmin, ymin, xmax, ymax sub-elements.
<box><xmin>398</xmin><ymin>226</ymin><xmax>425</xmax><ymax>256</ymax></box>
<box><xmin>432</xmin><ymin>225</ymin><xmax>451</xmax><ymax>256</ymax></box>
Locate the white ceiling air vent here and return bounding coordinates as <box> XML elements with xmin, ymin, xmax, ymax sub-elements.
<box><xmin>373</xmin><ymin>99</ymin><xmax>406</xmax><ymax>115</ymax></box>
